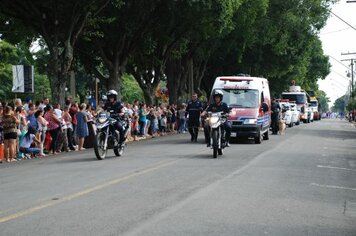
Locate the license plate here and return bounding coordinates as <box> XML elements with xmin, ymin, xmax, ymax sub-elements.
<box><xmin>230</xmin><ymin>132</ymin><xmax>237</xmax><ymax>137</ymax></box>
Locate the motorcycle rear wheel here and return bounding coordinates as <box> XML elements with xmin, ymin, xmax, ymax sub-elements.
<box><xmin>94</xmin><ymin>131</ymin><xmax>107</xmax><ymax>160</ymax></box>
<box><xmin>114</xmin><ymin>144</ymin><xmax>124</xmax><ymax>156</ymax></box>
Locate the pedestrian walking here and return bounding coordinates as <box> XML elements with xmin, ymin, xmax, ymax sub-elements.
<box><xmin>186</xmin><ymin>93</ymin><xmax>203</xmax><ymax>142</ymax></box>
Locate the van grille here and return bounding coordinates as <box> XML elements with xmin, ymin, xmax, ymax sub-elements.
<box><xmin>232</xmin><ymin>121</ymin><xmax>243</xmax><ymax>126</ymax></box>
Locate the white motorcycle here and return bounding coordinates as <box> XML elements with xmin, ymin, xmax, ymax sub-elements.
<box><xmin>206</xmin><ymin>111</ymin><xmax>228</xmax><ymax>158</ymax></box>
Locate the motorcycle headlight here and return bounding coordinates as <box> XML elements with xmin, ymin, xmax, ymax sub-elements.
<box><xmin>98</xmin><ymin>117</ymin><xmax>107</xmax><ymax>123</ymax></box>
<box><xmin>243</xmin><ymin>118</ymin><xmax>257</xmax><ymax>124</ymax></box>
<box><xmin>209</xmin><ymin>116</ymin><xmax>219</xmax><ymax>125</ymax></box>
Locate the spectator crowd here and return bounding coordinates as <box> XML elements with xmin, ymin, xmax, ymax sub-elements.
<box><xmin>0</xmin><ymin>97</ymin><xmax>189</xmax><ymax>163</ymax></box>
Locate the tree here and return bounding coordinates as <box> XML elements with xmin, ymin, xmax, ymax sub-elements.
<box><xmin>77</xmin><ymin>0</ymin><xmax>161</xmax><ymax>100</ymax></box>
<box><xmin>0</xmin><ymin>40</ymin><xmax>18</xmax><ymax>100</ymax></box>
<box><xmin>231</xmin><ymin>0</ymin><xmax>332</xmax><ymax>96</ymax></box>
<box><xmin>0</xmin><ymin>0</ymin><xmax>110</xmax><ymax>105</ymax></box>
<box><xmin>332</xmin><ymin>96</ymin><xmax>346</xmax><ymax>112</ymax></box>
<box><xmin>316</xmin><ymin>90</ymin><xmax>330</xmax><ymax>112</ymax></box>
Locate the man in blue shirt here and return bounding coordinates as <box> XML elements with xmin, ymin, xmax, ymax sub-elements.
<box><xmin>185</xmin><ymin>93</ymin><xmax>203</xmax><ymax>142</ymax></box>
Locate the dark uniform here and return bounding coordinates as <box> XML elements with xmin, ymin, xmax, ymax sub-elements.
<box><xmin>271</xmin><ymin>100</ymin><xmax>281</xmax><ymax>134</ymax></box>
<box><xmin>186</xmin><ymin>99</ymin><xmax>203</xmax><ymax>142</ymax></box>
<box><xmin>104</xmin><ymin>101</ymin><xmax>125</xmax><ymax>143</ymax></box>
<box><xmin>204</xmin><ymin>102</ymin><xmax>232</xmax><ymax>145</ymax></box>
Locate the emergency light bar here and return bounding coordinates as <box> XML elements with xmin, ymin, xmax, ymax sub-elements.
<box><xmin>220</xmin><ymin>77</ymin><xmax>253</xmax><ymax>82</ymax></box>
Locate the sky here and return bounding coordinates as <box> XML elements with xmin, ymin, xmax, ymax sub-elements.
<box><xmin>318</xmin><ymin>0</ymin><xmax>356</xmax><ymax>107</ymax></box>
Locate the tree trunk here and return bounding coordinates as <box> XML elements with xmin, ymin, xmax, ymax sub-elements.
<box><xmin>142</xmin><ymin>85</ymin><xmax>156</xmax><ymax>105</ymax></box>
<box><xmin>166</xmin><ymin>58</ymin><xmax>184</xmax><ymax>105</ymax></box>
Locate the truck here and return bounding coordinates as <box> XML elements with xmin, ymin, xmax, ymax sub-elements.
<box><xmin>210</xmin><ymin>76</ymin><xmax>271</xmax><ymax>144</ymax></box>
<box><xmin>281</xmin><ymin>86</ymin><xmax>312</xmax><ymax>123</ymax></box>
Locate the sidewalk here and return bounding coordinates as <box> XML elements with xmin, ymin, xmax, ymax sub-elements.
<box><xmin>0</xmin><ymin>130</ymin><xmax>181</xmax><ymax>164</ymax></box>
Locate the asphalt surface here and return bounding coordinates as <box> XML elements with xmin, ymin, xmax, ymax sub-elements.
<box><xmin>0</xmin><ymin>119</ymin><xmax>355</xmax><ymax>236</ymax></box>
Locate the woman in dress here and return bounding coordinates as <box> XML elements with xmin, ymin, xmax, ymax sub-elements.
<box><xmin>35</xmin><ymin>109</ymin><xmax>48</xmax><ymax>156</ymax></box>
<box><xmin>44</xmin><ymin>105</ymin><xmax>62</xmax><ymax>154</ymax></box>
<box><xmin>75</xmin><ymin>103</ymin><xmax>89</xmax><ymax>151</ymax></box>
<box><xmin>2</xmin><ymin>106</ymin><xmax>18</xmax><ymax>162</ymax></box>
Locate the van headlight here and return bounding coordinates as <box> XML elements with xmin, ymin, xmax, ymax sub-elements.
<box><xmin>243</xmin><ymin>118</ymin><xmax>257</xmax><ymax>124</ymax></box>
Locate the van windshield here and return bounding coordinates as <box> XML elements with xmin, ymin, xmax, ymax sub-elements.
<box><xmin>212</xmin><ymin>89</ymin><xmax>259</xmax><ymax>108</ymax></box>
<box><xmin>281</xmin><ymin>94</ymin><xmax>305</xmax><ymax>105</ymax></box>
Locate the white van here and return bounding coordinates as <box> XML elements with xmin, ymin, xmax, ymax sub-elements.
<box><xmin>210</xmin><ymin>76</ymin><xmax>271</xmax><ymax>144</ymax></box>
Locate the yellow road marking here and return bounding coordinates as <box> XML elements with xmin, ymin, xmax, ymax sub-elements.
<box><xmin>0</xmin><ymin>159</ymin><xmax>179</xmax><ymax>223</ymax></box>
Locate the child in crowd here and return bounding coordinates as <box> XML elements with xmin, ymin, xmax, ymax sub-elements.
<box><xmin>178</xmin><ymin>104</ymin><xmax>187</xmax><ymax>133</ymax></box>
<box><xmin>131</xmin><ymin>114</ymin><xmax>139</xmax><ymax>141</ymax></box>
<box><xmin>160</xmin><ymin>113</ymin><xmax>167</xmax><ymax>136</ymax></box>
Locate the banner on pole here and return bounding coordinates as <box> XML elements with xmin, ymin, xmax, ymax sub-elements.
<box><xmin>12</xmin><ymin>65</ymin><xmax>34</xmax><ymax>93</ymax></box>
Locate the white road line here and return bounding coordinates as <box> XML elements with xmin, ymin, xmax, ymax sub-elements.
<box><xmin>317</xmin><ymin>165</ymin><xmax>356</xmax><ymax>172</ymax></box>
<box><xmin>311</xmin><ymin>183</ymin><xmax>356</xmax><ymax>191</ymax></box>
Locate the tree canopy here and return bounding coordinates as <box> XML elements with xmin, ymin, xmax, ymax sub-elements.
<box><xmin>0</xmin><ymin>0</ymin><xmax>335</xmax><ymax>106</ymax></box>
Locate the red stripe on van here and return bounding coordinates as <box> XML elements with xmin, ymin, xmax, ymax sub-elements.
<box><xmin>220</xmin><ymin>77</ymin><xmax>253</xmax><ymax>81</ymax></box>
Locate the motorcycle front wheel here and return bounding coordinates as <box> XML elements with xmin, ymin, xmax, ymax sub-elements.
<box><xmin>212</xmin><ymin>129</ymin><xmax>218</xmax><ymax>158</ymax></box>
<box><xmin>94</xmin><ymin>131</ymin><xmax>107</xmax><ymax>160</ymax></box>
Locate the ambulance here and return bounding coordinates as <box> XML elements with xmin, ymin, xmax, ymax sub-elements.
<box><xmin>281</xmin><ymin>86</ymin><xmax>311</xmax><ymax>123</ymax></box>
<box><xmin>210</xmin><ymin>76</ymin><xmax>271</xmax><ymax>144</ymax></box>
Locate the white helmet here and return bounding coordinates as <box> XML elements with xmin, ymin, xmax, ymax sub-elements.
<box><xmin>107</xmin><ymin>90</ymin><xmax>118</xmax><ymax>100</ymax></box>
<box><xmin>213</xmin><ymin>89</ymin><xmax>224</xmax><ymax>99</ymax></box>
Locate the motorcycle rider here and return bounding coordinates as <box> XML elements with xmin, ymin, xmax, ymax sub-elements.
<box><xmin>104</xmin><ymin>90</ymin><xmax>125</xmax><ymax>145</ymax></box>
<box><xmin>202</xmin><ymin>90</ymin><xmax>232</xmax><ymax>147</ymax></box>
<box><xmin>185</xmin><ymin>92</ymin><xmax>203</xmax><ymax>142</ymax></box>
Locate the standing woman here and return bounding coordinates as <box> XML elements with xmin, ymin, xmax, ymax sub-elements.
<box><xmin>2</xmin><ymin>106</ymin><xmax>18</xmax><ymax>162</ymax></box>
<box><xmin>35</xmin><ymin>109</ymin><xmax>48</xmax><ymax>156</ymax></box>
<box><xmin>44</xmin><ymin>105</ymin><xmax>62</xmax><ymax>154</ymax></box>
<box><xmin>62</xmin><ymin>105</ymin><xmax>75</xmax><ymax>151</ymax></box>
<box><xmin>138</xmin><ymin>103</ymin><xmax>147</xmax><ymax>137</ymax></box>
<box><xmin>75</xmin><ymin>103</ymin><xmax>89</xmax><ymax>151</ymax></box>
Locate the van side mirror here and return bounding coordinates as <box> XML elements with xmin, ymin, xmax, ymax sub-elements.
<box><xmin>262</xmin><ymin>103</ymin><xmax>269</xmax><ymax>112</ymax></box>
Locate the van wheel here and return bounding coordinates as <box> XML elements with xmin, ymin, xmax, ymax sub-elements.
<box><xmin>255</xmin><ymin>132</ymin><xmax>262</xmax><ymax>144</ymax></box>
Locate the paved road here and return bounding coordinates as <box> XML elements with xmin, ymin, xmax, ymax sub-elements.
<box><xmin>0</xmin><ymin>119</ymin><xmax>355</xmax><ymax>236</ymax></box>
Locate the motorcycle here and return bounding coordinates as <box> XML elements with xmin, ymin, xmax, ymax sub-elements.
<box><xmin>94</xmin><ymin>112</ymin><xmax>130</xmax><ymax>160</ymax></box>
<box><xmin>206</xmin><ymin>111</ymin><xmax>228</xmax><ymax>158</ymax></box>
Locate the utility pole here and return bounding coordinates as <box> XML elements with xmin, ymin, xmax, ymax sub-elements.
<box><xmin>341</xmin><ymin>52</ymin><xmax>356</xmax><ymax>100</ymax></box>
